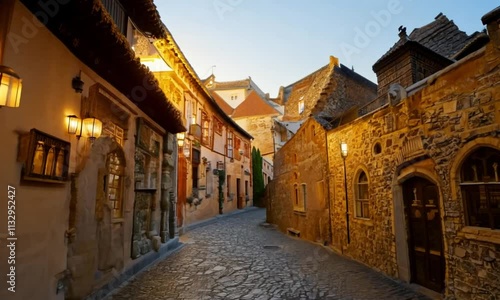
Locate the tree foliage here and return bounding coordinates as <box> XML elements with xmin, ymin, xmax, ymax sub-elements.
<box><xmin>252</xmin><ymin>146</ymin><xmax>265</xmax><ymax>206</ymax></box>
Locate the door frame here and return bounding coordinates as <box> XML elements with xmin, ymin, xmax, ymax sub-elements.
<box><xmin>392</xmin><ymin>166</ymin><xmax>446</xmax><ymax>291</ymax></box>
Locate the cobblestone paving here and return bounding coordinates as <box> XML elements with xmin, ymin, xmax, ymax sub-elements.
<box><xmin>107</xmin><ymin>209</ymin><xmax>429</xmax><ymax>300</ymax></box>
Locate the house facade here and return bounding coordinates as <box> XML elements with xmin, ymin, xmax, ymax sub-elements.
<box><xmin>266</xmin><ymin>55</ymin><xmax>377</xmax><ymax>244</ymax></box>
<box><xmin>0</xmin><ymin>0</ymin><xmax>233</xmax><ymax>299</ymax></box>
<box><xmin>133</xmin><ymin>30</ymin><xmax>254</xmax><ymax>232</ymax></box>
<box><xmin>267</xmin><ymin>8</ymin><xmax>500</xmax><ymax>299</ymax></box>
<box><xmin>206</xmin><ymin>76</ymin><xmax>282</xmax><ymax>163</ymax></box>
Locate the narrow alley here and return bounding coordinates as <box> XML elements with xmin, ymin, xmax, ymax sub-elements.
<box><xmin>106</xmin><ymin>209</ymin><xmax>429</xmax><ymax>300</ymax></box>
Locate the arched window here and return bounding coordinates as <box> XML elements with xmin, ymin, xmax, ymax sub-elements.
<box><xmin>460</xmin><ymin>147</ymin><xmax>500</xmax><ymax>229</ymax></box>
<box><xmin>106</xmin><ymin>150</ymin><xmax>125</xmax><ymax>219</ymax></box>
<box><xmin>355</xmin><ymin>171</ymin><xmax>370</xmax><ymax>218</ymax></box>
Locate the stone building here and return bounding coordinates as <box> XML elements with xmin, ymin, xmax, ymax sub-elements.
<box><xmin>267</xmin><ymin>56</ymin><xmax>378</xmax><ymax>243</ymax></box>
<box><xmin>135</xmin><ymin>30</ymin><xmax>253</xmax><ymax>233</ymax></box>
<box><xmin>206</xmin><ymin>76</ymin><xmax>282</xmax><ymax>163</ymax></box>
<box><xmin>267</xmin><ymin>8</ymin><xmax>500</xmax><ymax>299</ymax></box>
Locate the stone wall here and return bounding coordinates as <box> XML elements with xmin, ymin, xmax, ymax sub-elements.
<box><xmin>236</xmin><ymin>115</ymin><xmax>275</xmax><ymax>157</ymax></box>
<box><xmin>325</xmin><ymin>41</ymin><xmax>499</xmax><ymax>298</ymax></box>
<box><xmin>267</xmin><ymin>17</ymin><xmax>500</xmax><ymax>299</ymax></box>
<box><xmin>267</xmin><ymin>118</ymin><xmax>330</xmax><ymax>244</ymax></box>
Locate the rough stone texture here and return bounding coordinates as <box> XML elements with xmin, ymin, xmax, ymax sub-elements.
<box><xmin>267</xmin><ymin>26</ymin><xmax>500</xmax><ymax>299</ymax></box>
<box><xmin>267</xmin><ymin>118</ymin><xmax>330</xmax><ymax>244</ymax></box>
<box><xmin>107</xmin><ymin>209</ymin><xmax>428</xmax><ymax>300</ymax></box>
<box><xmin>235</xmin><ymin>116</ymin><xmax>275</xmax><ymax>158</ymax></box>
<box><xmin>281</xmin><ymin>56</ymin><xmax>377</xmax><ymax>126</ymax></box>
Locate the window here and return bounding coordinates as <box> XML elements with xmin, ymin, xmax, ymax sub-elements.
<box><xmin>202</xmin><ymin>112</ymin><xmax>210</xmax><ymax>146</ymax></box>
<box><xmin>227</xmin><ymin>131</ymin><xmax>233</xmax><ymax>158</ymax></box>
<box><xmin>191</xmin><ymin>101</ymin><xmax>197</xmax><ymax>125</ymax></box>
<box><xmin>355</xmin><ymin>171</ymin><xmax>370</xmax><ymax>218</ymax></box>
<box><xmin>294</xmin><ymin>184</ymin><xmax>299</xmax><ymax>206</ymax></box>
<box><xmin>460</xmin><ymin>147</ymin><xmax>500</xmax><ymax>229</ymax></box>
<box><xmin>298</xmin><ymin>100</ymin><xmax>305</xmax><ymax>114</ymax></box>
<box><xmin>192</xmin><ymin>166</ymin><xmax>199</xmax><ymax>189</ymax></box>
<box><xmin>106</xmin><ymin>150</ymin><xmax>125</xmax><ymax>219</ymax></box>
<box><xmin>231</xmin><ymin>94</ymin><xmax>238</xmax><ymax>100</ymax></box>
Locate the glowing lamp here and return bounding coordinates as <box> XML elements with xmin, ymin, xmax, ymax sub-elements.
<box><xmin>0</xmin><ymin>65</ymin><xmax>22</xmax><ymax>108</ymax></box>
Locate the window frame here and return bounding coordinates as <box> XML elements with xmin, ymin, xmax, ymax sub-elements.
<box><xmin>227</xmin><ymin>130</ymin><xmax>234</xmax><ymax>158</ymax></box>
<box><xmin>355</xmin><ymin>170</ymin><xmax>370</xmax><ymax>219</ymax></box>
<box><xmin>460</xmin><ymin>147</ymin><xmax>500</xmax><ymax>230</ymax></box>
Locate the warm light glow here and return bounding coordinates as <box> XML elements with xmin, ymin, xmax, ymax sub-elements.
<box><xmin>183</xmin><ymin>141</ymin><xmax>190</xmax><ymax>158</ymax></box>
<box><xmin>177</xmin><ymin>132</ymin><xmax>185</xmax><ymax>147</ymax></box>
<box><xmin>140</xmin><ymin>57</ymin><xmax>173</xmax><ymax>72</ymax></box>
<box><xmin>0</xmin><ymin>66</ymin><xmax>22</xmax><ymax>108</ymax></box>
<box><xmin>67</xmin><ymin>115</ymin><xmax>80</xmax><ymax>134</ymax></box>
<box><xmin>82</xmin><ymin>117</ymin><xmax>103</xmax><ymax>140</ymax></box>
<box><xmin>340</xmin><ymin>142</ymin><xmax>348</xmax><ymax>158</ymax></box>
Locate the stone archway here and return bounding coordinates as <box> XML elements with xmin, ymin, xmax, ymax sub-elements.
<box><xmin>392</xmin><ymin>164</ymin><xmax>445</xmax><ymax>286</ymax></box>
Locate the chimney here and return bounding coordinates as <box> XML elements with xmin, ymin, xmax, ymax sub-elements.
<box><xmin>329</xmin><ymin>56</ymin><xmax>339</xmax><ymax>68</ymax></box>
<box><xmin>482</xmin><ymin>6</ymin><xmax>500</xmax><ymax>48</ymax></box>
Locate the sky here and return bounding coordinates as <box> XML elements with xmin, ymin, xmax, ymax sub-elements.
<box><xmin>156</xmin><ymin>1</ymin><xmax>498</xmax><ymax>98</ymax></box>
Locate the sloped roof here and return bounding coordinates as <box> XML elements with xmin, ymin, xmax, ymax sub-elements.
<box><xmin>232</xmin><ymin>90</ymin><xmax>281</xmax><ymax>118</ymax></box>
<box><xmin>373</xmin><ymin>13</ymin><xmax>482</xmax><ymax>72</ymax></box>
<box><xmin>211</xmin><ymin>79</ymin><xmax>251</xmax><ymax>90</ymax></box>
<box><xmin>211</xmin><ymin>91</ymin><xmax>234</xmax><ymax>116</ymax></box>
<box><xmin>409</xmin><ymin>13</ymin><xmax>478</xmax><ymax>59</ymax></box>
<box><xmin>21</xmin><ymin>0</ymin><xmax>185</xmax><ymax>133</ymax></box>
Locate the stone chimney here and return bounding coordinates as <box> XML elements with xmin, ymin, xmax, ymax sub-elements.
<box><xmin>482</xmin><ymin>6</ymin><xmax>500</xmax><ymax>48</ymax></box>
<box><xmin>329</xmin><ymin>55</ymin><xmax>339</xmax><ymax>68</ymax></box>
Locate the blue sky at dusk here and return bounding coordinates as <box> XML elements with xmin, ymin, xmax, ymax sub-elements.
<box><xmin>157</xmin><ymin>1</ymin><xmax>498</xmax><ymax>97</ymax></box>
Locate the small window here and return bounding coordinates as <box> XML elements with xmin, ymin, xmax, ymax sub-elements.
<box><xmin>460</xmin><ymin>147</ymin><xmax>500</xmax><ymax>229</ymax></box>
<box><xmin>373</xmin><ymin>142</ymin><xmax>382</xmax><ymax>155</ymax></box>
<box><xmin>227</xmin><ymin>131</ymin><xmax>233</xmax><ymax>158</ymax></box>
<box><xmin>298</xmin><ymin>101</ymin><xmax>305</xmax><ymax>114</ymax></box>
<box><xmin>355</xmin><ymin>171</ymin><xmax>370</xmax><ymax>219</ymax></box>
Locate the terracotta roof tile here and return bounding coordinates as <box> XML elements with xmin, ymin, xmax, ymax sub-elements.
<box><xmin>211</xmin><ymin>91</ymin><xmax>234</xmax><ymax>116</ymax></box>
<box><xmin>232</xmin><ymin>90</ymin><xmax>281</xmax><ymax>118</ymax></box>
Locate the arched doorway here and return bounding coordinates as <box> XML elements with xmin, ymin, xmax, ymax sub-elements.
<box><xmin>402</xmin><ymin>176</ymin><xmax>444</xmax><ymax>292</ymax></box>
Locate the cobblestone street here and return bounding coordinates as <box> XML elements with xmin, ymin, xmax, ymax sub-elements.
<box><xmin>107</xmin><ymin>209</ymin><xmax>429</xmax><ymax>300</ymax></box>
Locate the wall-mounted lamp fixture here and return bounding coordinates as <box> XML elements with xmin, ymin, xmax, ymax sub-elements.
<box><xmin>67</xmin><ymin>115</ymin><xmax>80</xmax><ymax>134</ymax></box>
<box><xmin>77</xmin><ymin>117</ymin><xmax>102</xmax><ymax>142</ymax></box>
<box><xmin>0</xmin><ymin>65</ymin><xmax>22</xmax><ymax>108</ymax></box>
<box><xmin>177</xmin><ymin>132</ymin><xmax>186</xmax><ymax>147</ymax></box>
<box><xmin>340</xmin><ymin>141</ymin><xmax>350</xmax><ymax>244</ymax></box>
<box><xmin>238</xmin><ymin>149</ymin><xmax>244</xmax><ymax>156</ymax></box>
<box><xmin>183</xmin><ymin>140</ymin><xmax>190</xmax><ymax>158</ymax></box>
<box><xmin>72</xmin><ymin>71</ymin><xmax>84</xmax><ymax>93</ymax></box>
<box><xmin>0</xmin><ymin>0</ymin><xmax>22</xmax><ymax>108</ymax></box>
<box><xmin>340</xmin><ymin>142</ymin><xmax>348</xmax><ymax>158</ymax></box>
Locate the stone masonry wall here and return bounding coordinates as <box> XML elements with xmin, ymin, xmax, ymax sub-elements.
<box><xmin>267</xmin><ymin>118</ymin><xmax>330</xmax><ymax>244</ymax></box>
<box><xmin>326</xmin><ymin>41</ymin><xmax>499</xmax><ymax>299</ymax></box>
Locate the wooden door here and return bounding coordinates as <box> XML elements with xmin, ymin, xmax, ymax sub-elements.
<box><xmin>403</xmin><ymin>177</ymin><xmax>444</xmax><ymax>293</ymax></box>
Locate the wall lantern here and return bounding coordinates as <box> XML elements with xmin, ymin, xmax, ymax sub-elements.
<box><xmin>0</xmin><ymin>0</ymin><xmax>23</xmax><ymax>108</ymax></box>
<box><xmin>67</xmin><ymin>115</ymin><xmax>80</xmax><ymax>134</ymax></box>
<box><xmin>183</xmin><ymin>140</ymin><xmax>190</xmax><ymax>158</ymax></box>
<box><xmin>0</xmin><ymin>65</ymin><xmax>22</xmax><ymax>108</ymax></box>
<box><xmin>177</xmin><ymin>132</ymin><xmax>186</xmax><ymax>147</ymax></box>
<box><xmin>78</xmin><ymin>117</ymin><xmax>102</xmax><ymax>142</ymax></box>
<box><xmin>72</xmin><ymin>72</ymin><xmax>84</xmax><ymax>93</ymax></box>
<box><xmin>340</xmin><ymin>141</ymin><xmax>348</xmax><ymax>158</ymax></box>
<box><xmin>340</xmin><ymin>141</ymin><xmax>350</xmax><ymax>244</ymax></box>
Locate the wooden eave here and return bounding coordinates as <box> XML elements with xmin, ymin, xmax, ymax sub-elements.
<box><xmin>20</xmin><ymin>0</ymin><xmax>185</xmax><ymax>133</ymax></box>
